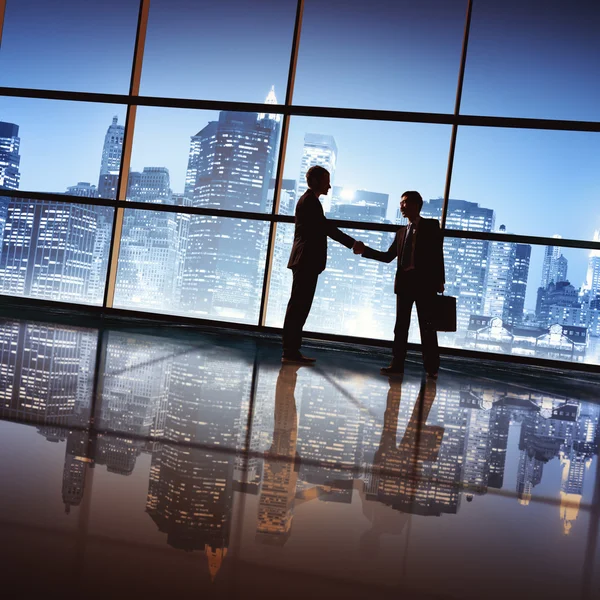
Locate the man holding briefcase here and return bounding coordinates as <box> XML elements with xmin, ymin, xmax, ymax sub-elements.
<box><xmin>354</xmin><ymin>191</ymin><xmax>445</xmax><ymax>378</ymax></box>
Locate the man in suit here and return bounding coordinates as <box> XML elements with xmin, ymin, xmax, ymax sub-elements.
<box><xmin>354</xmin><ymin>191</ymin><xmax>445</xmax><ymax>377</ymax></box>
<box><xmin>282</xmin><ymin>165</ymin><xmax>361</xmax><ymax>364</ymax></box>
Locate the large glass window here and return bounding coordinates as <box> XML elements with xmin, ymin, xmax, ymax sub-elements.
<box><xmin>449</xmin><ymin>127</ymin><xmax>600</xmax><ymax>241</ymax></box>
<box><xmin>280</xmin><ymin>117</ymin><xmax>451</xmax><ymax>222</ymax></box>
<box><xmin>0</xmin><ymin>0</ymin><xmax>139</xmax><ymax>93</ymax></box>
<box><xmin>127</xmin><ymin>107</ymin><xmax>282</xmax><ymax>212</ymax></box>
<box><xmin>293</xmin><ymin>0</ymin><xmax>466</xmax><ymax>112</ymax></box>
<box><xmin>461</xmin><ymin>0</ymin><xmax>600</xmax><ymax>120</ymax></box>
<box><xmin>113</xmin><ymin>210</ymin><xmax>270</xmax><ymax>324</ymax></box>
<box><xmin>139</xmin><ymin>0</ymin><xmax>297</xmax><ymax>102</ymax></box>
<box><xmin>0</xmin><ymin>97</ymin><xmax>127</xmax><ymax>198</ymax></box>
<box><xmin>0</xmin><ymin>0</ymin><xmax>598</xmax><ymax>369</ymax></box>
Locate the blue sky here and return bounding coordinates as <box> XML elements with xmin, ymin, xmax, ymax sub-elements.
<box><xmin>1</xmin><ymin>0</ymin><xmax>599</xmax><ymax>308</ymax></box>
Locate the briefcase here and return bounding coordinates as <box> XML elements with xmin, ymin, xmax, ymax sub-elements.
<box><xmin>428</xmin><ymin>294</ymin><xmax>457</xmax><ymax>332</ymax></box>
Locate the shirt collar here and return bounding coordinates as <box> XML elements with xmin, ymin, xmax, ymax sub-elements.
<box><xmin>408</xmin><ymin>215</ymin><xmax>421</xmax><ymax>228</ymax></box>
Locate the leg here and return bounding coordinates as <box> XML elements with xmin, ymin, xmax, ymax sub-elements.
<box><xmin>282</xmin><ymin>269</ymin><xmax>319</xmax><ymax>355</ymax></box>
<box><xmin>391</xmin><ymin>290</ymin><xmax>414</xmax><ymax>370</ymax></box>
<box><xmin>416</xmin><ymin>294</ymin><xmax>440</xmax><ymax>375</ymax></box>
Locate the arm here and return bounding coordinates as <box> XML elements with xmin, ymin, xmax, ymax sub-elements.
<box><xmin>361</xmin><ymin>231</ymin><xmax>399</xmax><ymax>263</ymax></box>
<box><xmin>326</xmin><ymin>221</ymin><xmax>355</xmax><ymax>249</ymax></box>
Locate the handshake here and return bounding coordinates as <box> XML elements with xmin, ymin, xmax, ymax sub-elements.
<box><xmin>352</xmin><ymin>241</ymin><xmax>366</xmax><ymax>255</ymax></box>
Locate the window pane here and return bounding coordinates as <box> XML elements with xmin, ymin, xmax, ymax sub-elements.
<box><xmin>113</xmin><ymin>210</ymin><xmax>269</xmax><ymax>325</ymax></box>
<box><xmin>267</xmin><ymin>222</ymin><xmax>397</xmax><ymax>339</ymax></box>
<box><xmin>139</xmin><ymin>0</ymin><xmax>296</xmax><ymax>102</ymax></box>
<box><xmin>293</xmin><ymin>0</ymin><xmax>466</xmax><ymax>112</ymax></box>
<box><xmin>0</xmin><ymin>98</ymin><xmax>127</xmax><ymax>198</ymax></box>
<box><xmin>128</xmin><ymin>107</ymin><xmax>281</xmax><ymax>212</ymax></box>
<box><xmin>462</xmin><ymin>0</ymin><xmax>600</xmax><ymax>120</ymax></box>
<box><xmin>449</xmin><ymin>127</ymin><xmax>600</xmax><ymax>241</ymax></box>
<box><xmin>0</xmin><ymin>319</ymin><xmax>96</xmax><ymax>427</ymax></box>
<box><xmin>279</xmin><ymin>117</ymin><xmax>451</xmax><ymax>222</ymax></box>
<box><xmin>439</xmin><ymin>239</ymin><xmax>600</xmax><ymax>366</ymax></box>
<box><xmin>0</xmin><ymin>0</ymin><xmax>139</xmax><ymax>93</ymax></box>
<box><xmin>0</xmin><ymin>197</ymin><xmax>113</xmax><ymax>305</ymax></box>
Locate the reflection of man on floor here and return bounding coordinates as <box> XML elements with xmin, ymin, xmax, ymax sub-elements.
<box><xmin>256</xmin><ymin>365</ymin><xmax>301</xmax><ymax>545</ymax></box>
<box><xmin>368</xmin><ymin>376</ymin><xmax>444</xmax><ymax>514</ymax></box>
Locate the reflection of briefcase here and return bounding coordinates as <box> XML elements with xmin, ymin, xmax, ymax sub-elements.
<box><xmin>428</xmin><ymin>294</ymin><xmax>457</xmax><ymax>332</ymax></box>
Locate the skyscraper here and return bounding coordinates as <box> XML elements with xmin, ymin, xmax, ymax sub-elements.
<box><xmin>583</xmin><ymin>230</ymin><xmax>600</xmax><ymax>299</ymax></box>
<box><xmin>504</xmin><ymin>243</ymin><xmax>531</xmax><ymax>326</ymax></box>
<box><xmin>114</xmin><ymin>167</ymin><xmax>179</xmax><ymax>311</ymax></box>
<box><xmin>0</xmin><ymin>121</ymin><xmax>21</xmax><ymax>254</ymax></box>
<box><xmin>0</xmin><ymin>200</ymin><xmax>98</xmax><ymax>302</ymax></box>
<box><xmin>0</xmin><ymin>121</ymin><xmax>21</xmax><ymax>191</ymax></box>
<box><xmin>297</xmin><ymin>133</ymin><xmax>337</xmax><ymax>210</ymax></box>
<box><xmin>482</xmin><ymin>225</ymin><xmax>516</xmax><ymax>320</ymax></box>
<box><xmin>422</xmin><ymin>199</ymin><xmax>495</xmax><ymax>333</ymax></box>
<box><xmin>97</xmin><ymin>116</ymin><xmax>124</xmax><ymax>199</ymax></box>
<box><xmin>180</xmin><ymin>103</ymin><xmax>280</xmax><ymax>321</ymax></box>
<box><xmin>540</xmin><ymin>236</ymin><xmax>566</xmax><ymax>288</ymax></box>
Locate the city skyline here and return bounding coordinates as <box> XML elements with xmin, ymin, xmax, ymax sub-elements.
<box><xmin>2</xmin><ymin>105</ymin><xmax>600</xmax><ymax>365</ymax></box>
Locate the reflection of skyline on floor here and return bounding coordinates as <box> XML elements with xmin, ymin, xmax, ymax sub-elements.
<box><xmin>0</xmin><ymin>317</ymin><xmax>598</xmax><ymax>583</ymax></box>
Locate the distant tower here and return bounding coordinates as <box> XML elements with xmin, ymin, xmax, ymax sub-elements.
<box><xmin>421</xmin><ymin>199</ymin><xmax>495</xmax><ymax>332</ymax></box>
<box><xmin>505</xmin><ymin>243</ymin><xmax>531</xmax><ymax>326</ymax></box>
<box><xmin>540</xmin><ymin>235</ymin><xmax>563</xmax><ymax>288</ymax></box>
<box><xmin>583</xmin><ymin>230</ymin><xmax>600</xmax><ymax>298</ymax></box>
<box><xmin>483</xmin><ymin>225</ymin><xmax>515</xmax><ymax>319</ymax></box>
<box><xmin>297</xmin><ymin>133</ymin><xmax>337</xmax><ymax>209</ymax></box>
<box><xmin>0</xmin><ymin>121</ymin><xmax>21</xmax><ymax>246</ymax></box>
<box><xmin>180</xmin><ymin>93</ymin><xmax>280</xmax><ymax>321</ymax></box>
<box><xmin>0</xmin><ymin>121</ymin><xmax>21</xmax><ymax>190</ymax></box>
<box><xmin>97</xmin><ymin>116</ymin><xmax>124</xmax><ymax>199</ymax></box>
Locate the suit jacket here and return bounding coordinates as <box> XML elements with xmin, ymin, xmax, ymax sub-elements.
<box><xmin>287</xmin><ymin>189</ymin><xmax>355</xmax><ymax>274</ymax></box>
<box><xmin>363</xmin><ymin>217</ymin><xmax>445</xmax><ymax>294</ymax></box>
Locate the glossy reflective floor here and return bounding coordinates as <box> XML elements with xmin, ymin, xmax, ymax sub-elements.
<box><xmin>0</xmin><ymin>316</ymin><xmax>599</xmax><ymax>599</ymax></box>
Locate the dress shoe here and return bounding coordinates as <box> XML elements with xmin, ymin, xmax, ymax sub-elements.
<box><xmin>380</xmin><ymin>364</ymin><xmax>404</xmax><ymax>376</ymax></box>
<box><xmin>281</xmin><ymin>352</ymin><xmax>316</xmax><ymax>365</ymax></box>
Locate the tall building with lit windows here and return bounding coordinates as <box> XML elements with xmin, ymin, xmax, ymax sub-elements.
<box><xmin>540</xmin><ymin>236</ymin><xmax>567</xmax><ymax>289</ymax></box>
<box><xmin>483</xmin><ymin>225</ymin><xmax>516</xmax><ymax>320</ymax></box>
<box><xmin>421</xmin><ymin>199</ymin><xmax>495</xmax><ymax>333</ymax></box>
<box><xmin>180</xmin><ymin>95</ymin><xmax>280</xmax><ymax>321</ymax></box>
<box><xmin>114</xmin><ymin>167</ymin><xmax>179</xmax><ymax>310</ymax></box>
<box><xmin>97</xmin><ymin>116</ymin><xmax>124</xmax><ymax>199</ymax></box>
<box><xmin>0</xmin><ymin>121</ymin><xmax>21</xmax><ymax>254</ymax></box>
<box><xmin>583</xmin><ymin>230</ymin><xmax>600</xmax><ymax>299</ymax></box>
<box><xmin>0</xmin><ymin>121</ymin><xmax>21</xmax><ymax>191</ymax></box>
<box><xmin>505</xmin><ymin>243</ymin><xmax>531</xmax><ymax>326</ymax></box>
<box><xmin>297</xmin><ymin>133</ymin><xmax>337</xmax><ymax>209</ymax></box>
<box><xmin>0</xmin><ymin>201</ymin><xmax>98</xmax><ymax>302</ymax></box>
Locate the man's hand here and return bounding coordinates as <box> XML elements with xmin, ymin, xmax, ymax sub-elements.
<box><xmin>353</xmin><ymin>241</ymin><xmax>365</xmax><ymax>255</ymax></box>
<box><xmin>438</xmin><ymin>283</ymin><xmax>445</xmax><ymax>293</ymax></box>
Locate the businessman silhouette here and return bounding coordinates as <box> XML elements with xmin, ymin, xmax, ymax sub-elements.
<box><xmin>282</xmin><ymin>165</ymin><xmax>362</xmax><ymax>364</ymax></box>
<box><xmin>355</xmin><ymin>191</ymin><xmax>445</xmax><ymax>377</ymax></box>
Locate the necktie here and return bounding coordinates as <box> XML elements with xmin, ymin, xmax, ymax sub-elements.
<box><xmin>400</xmin><ymin>224</ymin><xmax>413</xmax><ymax>269</ymax></box>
